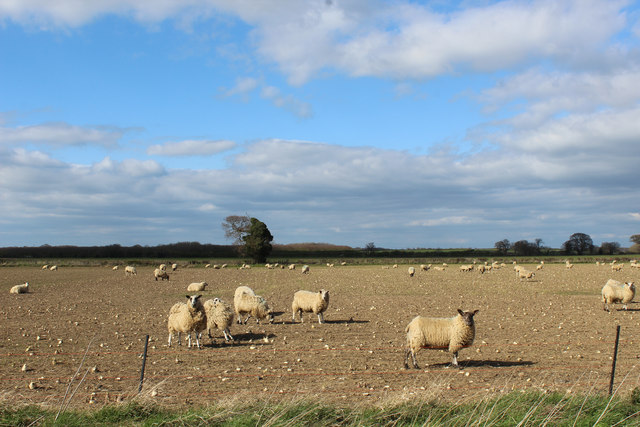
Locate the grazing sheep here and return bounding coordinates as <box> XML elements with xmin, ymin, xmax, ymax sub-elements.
<box><xmin>159</xmin><ymin>264</ymin><xmax>167</xmax><ymax>271</ymax></box>
<box><xmin>112</xmin><ymin>266</ymin><xmax>119</xmax><ymax>270</ymax></box>
<box><xmin>234</xmin><ymin>286</ymin><xmax>273</xmax><ymax>324</ymax></box>
<box><xmin>565</xmin><ymin>261</ymin><xmax>573</xmax><ymax>269</ymax></box>
<box><xmin>420</xmin><ymin>264</ymin><xmax>430</xmax><ymax>271</ymax></box>
<box><xmin>187</xmin><ymin>282</ymin><xmax>208</xmax><ymax>292</ymax></box>
<box><xmin>125</xmin><ymin>266</ymin><xmax>137</xmax><ymax>276</ymax></box>
<box><xmin>477</xmin><ymin>265</ymin><xmax>487</xmax><ymax>274</ymax></box>
<box><xmin>432</xmin><ymin>266</ymin><xmax>445</xmax><ymax>271</ymax></box>
<box><xmin>203</xmin><ymin>298</ymin><xmax>234</xmax><ymax>342</ymax></box>
<box><xmin>288</xmin><ymin>264</ymin><xmax>296</xmax><ymax>270</ymax></box>
<box><xmin>404</xmin><ymin>309</ymin><xmax>479</xmax><ymax>369</ymax></box>
<box><xmin>154</xmin><ymin>268</ymin><xmax>170</xmax><ymax>281</ymax></box>
<box><xmin>292</xmin><ymin>289</ymin><xmax>330</xmax><ymax>324</ymax></box>
<box><xmin>10</xmin><ymin>282</ymin><xmax>29</xmax><ymax>294</ymax></box>
<box><xmin>601</xmin><ymin>279</ymin><xmax>636</xmax><ymax>311</ymax></box>
<box><xmin>518</xmin><ymin>270</ymin><xmax>535</xmax><ymax>280</ymax></box>
<box><xmin>459</xmin><ymin>265</ymin><xmax>473</xmax><ymax>272</ymax></box>
<box><xmin>204</xmin><ymin>264</ymin><xmax>211</xmax><ymax>268</ymax></box>
<box><xmin>536</xmin><ymin>264</ymin><xmax>544</xmax><ymax>270</ymax></box>
<box><xmin>49</xmin><ymin>265</ymin><xmax>57</xmax><ymax>271</ymax></box>
<box><xmin>301</xmin><ymin>265</ymin><xmax>310</xmax><ymax>274</ymax></box>
<box><xmin>408</xmin><ymin>267</ymin><xmax>416</xmax><ymax>277</ymax></box>
<box><xmin>172</xmin><ymin>263</ymin><xmax>178</xmax><ymax>271</ymax></box>
<box><xmin>167</xmin><ymin>295</ymin><xmax>207</xmax><ymax>348</ymax></box>
<box><xmin>611</xmin><ymin>263</ymin><xmax>624</xmax><ymax>272</ymax></box>
<box><xmin>41</xmin><ymin>265</ymin><xmax>48</xmax><ymax>270</ymax></box>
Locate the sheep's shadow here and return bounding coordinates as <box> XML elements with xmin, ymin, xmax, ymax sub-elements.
<box><xmin>204</xmin><ymin>332</ymin><xmax>277</xmax><ymax>347</ymax></box>
<box><xmin>615</xmin><ymin>308</ymin><xmax>640</xmax><ymax>312</ymax></box>
<box><xmin>423</xmin><ymin>359</ymin><xmax>535</xmax><ymax>369</ymax></box>
<box><xmin>324</xmin><ymin>319</ymin><xmax>369</xmax><ymax>325</ymax></box>
<box><xmin>278</xmin><ymin>319</ymin><xmax>369</xmax><ymax>325</ymax></box>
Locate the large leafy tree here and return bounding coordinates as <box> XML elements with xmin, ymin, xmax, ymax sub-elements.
<box><xmin>494</xmin><ymin>239</ymin><xmax>511</xmax><ymax>255</ymax></box>
<box><xmin>563</xmin><ymin>233</ymin><xmax>594</xmax><ymax>255</ymax></box>
<box><xmin>242</xmin><ymin>218</ymin><xmax>273</xmax><ymax>263</ymax></box>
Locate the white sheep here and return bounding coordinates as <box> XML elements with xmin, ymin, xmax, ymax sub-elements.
<box><xmin>518</xmin><ymin>270</ymin><xmax>535</xmax><ymax>280</ymax></box>
<box><xmin>187</xmin><ymin>281</ymin><xmax>208</xmax><ymax>292</ymax></box>
<box><xmin>125</xmin><ymin>266</ymin><xmax>137</xmax><ymax>276</ymax></box>
<box><xmin>10</xmin><ymin>282</ymin><xmax>29</xmax><ymax>294</ymax></box>
<box><xmin>233</xmin><ymin>286</ymin><xmax>273</xmax><ymax>324</ymax></box>
<box><xmin>408</xmin><ymin>267</ymin><xmax>416</xmax><ymax>277</ymax></box>
<box><xmin>288</xmin><ymin>264</ymin><xmax>296</xmax><ymax>270</ymax></box>
<box><xmin>167</xmin><ymin>294</ymin><xmax>207</xmax><ymax>348</ymax></box>
<box><xmin>159</xmin><ymin>263</ymin><xmax>167</xmax><ymax>271</ymax></box>
<box><xmin>172</xmin><ymin>263</ymin><xmax>178</xmax><ymax>271</ymax></box>
<box><xmin>404</xmin><ymin>309</ymin><xmax>478</xmax><ymax>368</ymax></box>
<box><xmin>203</xmin><ymin>298</ymin><xmax>234</xmax><ymax>342</ymax></box>
<box><xmin>601</xmin><ymin>279</ymin><xmax>635</xmax><ymax>311</ymax></box>
<box><xmin>49</xmin><ymin>265</ymin><xmax>58</xmax><ymax>271</ymax></box>
<box><xmin>41</xmin><ymin>265</ymin><xmax>48</xmax><ymax>270</ymax></box>
<box><xmin>420</xmin><ymin>264</ymin><xmax>430</xmax><ymax>271</ymax></box>
<box><xmin>459</xmin><ymin>265</ymin><xmax>473</xmax><ymax>272</ymax></box>
<box><xmin>301</xmin><ymin>265</ymin><xmax>310</xmax><ymax>274</ymax></box>
<box><xmin>291</xmin><ymin>289</ymin><xmax>330</xmax><ymax>324</ymax></box>
<box><xmin>611</xmin><ymin>263</ymin><xmax>624</xmax><ymax>272</ymax></box>
<box><xmin>112</xmin><ymin>266</ymin><xmax>119</xmax><ymax>270</ymax></box>
<box><xmin>154</xmin><ymin>268</ymin><xmax>169</xmax><ymax>281</ymax></box>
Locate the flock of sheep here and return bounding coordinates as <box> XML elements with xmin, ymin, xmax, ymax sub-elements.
<box><xmin>10</xmin><ymin>258</ymin><xmax>637</xmax><ymax>369</ymax></box>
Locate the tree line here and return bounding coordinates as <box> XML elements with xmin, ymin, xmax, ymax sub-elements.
<box><xmin>495</xmin><ymin>233</ymin><xmax>635</xmax><ymax>256</ymax></box>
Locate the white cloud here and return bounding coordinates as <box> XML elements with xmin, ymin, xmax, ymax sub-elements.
<box><xmin>147</xmin><ymin>139</ymin><xmax>236</xmax><ymax>156</ymax></box>
<box><xmin>0</xmin><ymin>122</ymin><xmax>124</xmax><ymax>147</ymax></box>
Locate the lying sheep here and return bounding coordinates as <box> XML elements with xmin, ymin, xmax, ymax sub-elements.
<box><xmin>154</xmin><ymin>268</ymin><xmax>169</xmax><ymax>281</ymax></box>
<box><xmin>518</xmin><ymin>270</ymin><xmax>535</xmax><ymax>280</ymax></box>
<box><xmin>234</xmin><ymin>286</ymin><xmax>273</xmax><ymax>324</ymax></box>
<box><xmin>459</xmin><ymin>265</ymin><xmax>473</xmax><ymax>272</ymax></box>
<box><xmin>125</xmin><ymin>266</ymin><xmax>137</xmax><ymax>276</ymax></box>
<box><xmin>408</xmin><ymin>267</ymin><xmax>416</xmax><ymax>277</ymax></box>
<box><xmin>404</xmin><ymin>309</ymin><xmax>479</xmax><ymax>369</ymax></box>
<box><xmin>10</xmin><ymin>282</ymin><xmax>29</xmax><ymax>294</ymax></box>
<box><xmin>611</xmin><ymin>264</ymin><xmax>624</xmax><ymax>272</ymax></box>
<box><xmin>601</xmin><ymin>279</ymin><xmax>635</xmax><ymax>311</ymax></box>
<box><xmin>292</xmin><ymin>289</ymin><xmax>330</xmax><ymax>324</ymax></box>
<box><xmin>112</xmin><ymin>266</ymin><xmax>119</xmax><ymax>270</ymax></box>
<box><xmin>167</xmin><ymin>295</ymin><xmax>207</xmax><ymax>348</ymax></box>
<box><xmin>203</xmin><ymin>298</ymin><xmax>234</xmax><ymax>342</ymax></box>
<box><xmin>187</xmin><ymin>282</ymin><xmax>207</xmax><ymax>292</ymax></box>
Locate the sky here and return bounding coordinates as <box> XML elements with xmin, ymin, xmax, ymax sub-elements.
<box><xmin>1</xmin><ymin>0</ymin><xmax>639</xmax><ymax>250</ymax></box>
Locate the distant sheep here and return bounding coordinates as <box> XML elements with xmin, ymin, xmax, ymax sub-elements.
<box><xmin>233</xmin><ymin>286</ymin><xmax>273</xmax><ymax>324</ymax></box>
<box><xmin>420</xmin><ymin>264</ymin><xmax>430</xmax><ymax>271</ymax></box>
<box><xmin>112</xmin><ymin>266</ymin><xmax>119</xmax><ymax>270</ymax></box>
<box><xmin>301</xmin><ymin>265</ymin><xmax>310</xmax><ymax>274</ymax></box>
<box><xmin>611</xmin><ymin>263</ymin><xmax>624</xmax><ymax>272</ymax></box>
<box><xmin>292</xmin><ymin>289</ymin><xmax>330</xmax><ymax>324</ymax></box>
<box><xmin>154</xmin><ymin>268</ymin><xmax>170</xmax><ymax>281</ymax></box>
<box><xmin>203</xmin><ymin>298</ymin><xmax>234</xmax><ymax>342</ymax></box>
<box><xmin>187</xmin><ymin>282</ymin><xmax>208</xmax><ymax>292</ymax></box>
<box><xmin>167</xmin><ymin>295</ymin><xmax>207</xmax><ymax>348</ymax></box>
<box><xmin>459</xmin><ymin>265</ymin><xmax>473</xmax><ymax>272</ymax></box>
<box><xmin>565</xmin><ymin>261</ymin><xmax>573</xmax><ymax>269</ymax></box>
<box><xmin>601</xmin><ymin>279</ymin><xmax>635</xmax><ymax>311</ymax></box>
<box><xmin>125</xmin><ymin>266</ymin><xmax>137</xmax><ymax>276</ymax></box>
<box><xmin>408</xmin><ymin>266</ymin><xmax>416</xmax><ymax>277</ymax></box>
<box><xmin>172</xmin><ymin>263</ymin><xmax>178</xmax><ymax>271</ymax></box>
<box><xmin>518</xmin><ymin>270</ymin><xmax>535</xmax><ymax>280</ymax></box>
<box><xmin>41</xmin><ymin>265</ymin><xmax>48</xmax><ymax>270</ymax></box>
<box><xmin>159</xmin><ymin>264</ymin><xmax>167</xmax><ymax>271</ymax></box>
<box><xmin>49</xmin><ymin>265</ymin><xmax>58</xmax><ymax>271</ymax></box>
<box><xmin>288</xmin><ymin>264</ymin><xmax>296</xmax><ymax>270</ymax></box>
<box><xmin>10</xmin><ymin>282</ymin><xmax>29</xmax><ymax>294</ymax></box>
<box><xmin>404</xmin><ymin>309</ymin><xmax>479</xmax><ymax>368</ymax></box>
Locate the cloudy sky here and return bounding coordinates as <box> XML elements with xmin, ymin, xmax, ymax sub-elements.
<box><xmin>1</xmin><ymin>0</ymin><xmax>639</xmax><ymax>249</ymax></box>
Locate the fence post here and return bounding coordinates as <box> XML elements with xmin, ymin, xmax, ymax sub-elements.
<box><xmin>608</xmin><ymin>325</ymin><xmax>621</xmax><ymax>395</ymax></box>
<box><xmin>138</xmin><ymin>334</ymin><xmax>150</xmax><ymax>393</ymax></box>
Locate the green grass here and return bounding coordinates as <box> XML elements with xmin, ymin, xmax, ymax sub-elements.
<box><xmin>3</xmin><ymin>390</ymin><xmax>640</xmax><ymax>426</ymax></box>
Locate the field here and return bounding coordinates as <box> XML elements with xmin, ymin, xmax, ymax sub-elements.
<box><xmin>1</xmin><ymin>261</ymin><xmax>639</xmax><ymax>410</ymax></box>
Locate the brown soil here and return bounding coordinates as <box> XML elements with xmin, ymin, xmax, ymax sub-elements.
<box><xmin>1</xmin><ymin>263</ymin><xmax>639</xmax><ymax>409</ymax></box>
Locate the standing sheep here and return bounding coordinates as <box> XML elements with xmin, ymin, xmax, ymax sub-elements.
<box><xmin>172</xmin><ymin>263</ymin><xmax>178</xmax><ymax>271</ymax></box>
<box><xmin>10</xmin><ymin>282</ymin><xmax>29</xmax><ymax>294</ymax></box>
<box><xmin>601</xmin><ymin>279</ymin><xmax>635</xmax><ymax>311</ymax></box>
<box><xmin>408</xmin><ymin>267</ymin><xmax>416</xmax><ymax>277</ymax></box>
<box><xmin>404</xmin><ymin>309</ymin><xmax>479</xmax><ymax>369</ymax></box>
<box><xmin>203</xmin><ymin>298</ymin><xmax>234</xmax><ymax>342</ymax></box>
<box><xmin>292</xmin><ymin>289</ymin><xmax>330</xmax><ymax>324</ymax></box>
<box><xmin>234</xmin><ymin>286</ymin><xmax>273</xmax><ymax>324</ymax></box>
<box><xmin>167</xmin><ymin>295</ymin><xmax>207</xmax><ymax>348</ymax></box>
<box><xmin>187</xmin><ymin>282</ymin><xmax>208</xmax><ymax>292</ymax></box>
<box><xmin>301</xmin><ymin>265</ymin><xmax>310</xmax><ymax>274</ymax></box>
<box><xmin>154</xmin><ymin>268</ymin><xmax>170</xmax><ymax>281</ymax></box>
<box><xmin>125</xmin><ymin>266</ymin><xmax>137</xmax><ymax>276</ymax></box>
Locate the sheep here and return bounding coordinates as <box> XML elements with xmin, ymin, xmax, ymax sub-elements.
<box><xmin>420</xmin><ymin>264</ymin><xmax>430</xmax><ymax>271</ymax></box>
<box><xmin>234</xmin><ymin>286</ymin><xmax>274</xmax><ymax>324</ymax></box>
<box><xmin>41</xmin><ymin>265</ymin><xmax>48</xmax><ymax>270</ymax></box>
<box><xmin>154</xmin><ymin>268</ymin><xmax>170</xmax><ymax>281</ymax></box>
<box><xmin>204</xmin><ymin>264</ymin><xmax>211</xmax><ymax>268</ymax></box>
<box><xmin>187</xmin><ymin>282</ymin><xmax>208</xmax><ymax>292</ymax></box>
<box><xmin>565</xmin><ymin>261</ymin><xmax>573</xmax><ymax>269</ymax></box>
<box><xmin>288</xmin><ymin>264</ymin><xmax>296</xmax><ymax>270</ymax></box>
<box><xmin>159</xmin><ymin>264</ymin><xmax>167</xmax><ymax>271</ymax></box>
<box><xmin>459</xmin><ymin>265</ymin><xmax>473</xmax><ymax>272</ymax></box>
<box><xmin>49</xmin><ymin>265</ymin><xmax>57</xmax><ymax>271</ymax></box>
<box><xmin>518</xmin><ymin>270</ymin><xmax>535</xmax><ymax>280</ymax></box>
<box><xmin>167</xmin><ymin>295</ymin><xmax>207</xmax><ymax>348</ymax></box>
<box><xmin>125</xmin><ymin>266</ymin><xmax>137</xmax><ymax>276</ymax></box>
<box><xmin>112</xmin><ymin>266</ymin><xmax>119</xmax><ymax>270</ymax></box>
<box><xmin>10</xmin><ymin>282</ymin><xmax>29</xmax><ymax>294</ymax></box>
<box><xmin>203</xmin><ymin>298</ymin><xmax>234</xmax><ymax>342</ymax></box>
<box><xmin>408</xmin><ymin>267</ymin><xmax>416</xmax><ymax>277</ymax></box>
<box><xmin>172</xmin><ymin>263</ymin><xmax>178</xmax><ymax>271</ymax></box>
<box><xmin>611</xmin><ymin>263</ymin><xmax>624</xmax><ymax>272</ymax></box>
<box><xmin>404</xmin><ymin>309</ymin><xmax>479</xmax><ymax>369</ymax></box>
<box><xmin>432</xmin><ymin>266</ymin><xmax>445</xmax><ymax>271</ymax></box>
<box><xmin>536</xmin><ymin>263</ymin><xmax>544</xmax><ymax>270</ymax></box>
<box><xmin>292</xmin><ymin>289</ymin><xmax>330</xmax><ymax>324</ymax></box>
<box><xmin>301</xmin><ymin>265</ymin><xmax>310</xmax><ymax>274</ymax></box>
<box><xmin>601</xmin><ymin>279</ymin><xmax>635</xmax><ymax>311</ymax></box>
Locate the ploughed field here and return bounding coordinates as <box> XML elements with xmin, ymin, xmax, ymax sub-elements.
<box><xmin>1</xmin><ymin>262</ymin><xmax>639</xmax><ymax>408</ymax></box>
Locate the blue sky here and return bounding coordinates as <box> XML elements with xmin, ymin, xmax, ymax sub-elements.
<box><xmin>1</xmin><ymin>0</ymin><xmax>639</xmax><ymax>249</ymax></box>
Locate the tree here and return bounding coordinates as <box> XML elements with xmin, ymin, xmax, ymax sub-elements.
<box><xmin>222</xmin><ymin>215</ymin><xmax>251</xmax><ymax>245</ymax></box>
<box><xmin>242</xmin><ymin>218</ymin><xmax>273</xmax><ymax>263</ymax></box>
<box><xmin>364</xmin><ymin>242</ymin><xmax>376</xmax><ymax>256</ymax></box>
<box><xmin>512</xmin><ymin>240</ymin><xmax>538</xmax><ymax>256</ymax></box>
<box><xmin>599</xmin><ymin>242</ymin><xmax>621</xmax><ymax>255</ymax></box>
<box><xmin>630</xmin><ymin>234</ymin><xmax>640</xmax><ymax>253</ymax></box>
<box><xmin>563</xmin><ymin>233</ymin><xmax>594</xmax><ymax>255</ymax></box>
<box><xmin>630</xmin><ymin>234</ymin><xmax>640</xmax><ymax>245</ymax></box>
<box><xmin>494</xmin><ymin>239</ymin><xmax>511</xmax><ymax>255</ymax></box>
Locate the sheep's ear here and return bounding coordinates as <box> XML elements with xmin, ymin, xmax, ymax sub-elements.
<box><xmin>185</xmin><ymin>295</ymin><xmax>190</xmax><ymax>299</ymax></box>
<box><xmin>472</xmin><ymin>310</ymin><xmax>479</xmax><ymax>315</ymax></box>
<box><xmin>196</xmin><ymin>295</ymin><xmax>201</xmax><ymax>299</ymax></box>
<box><xmin>457</xmin><ymin>309</ymin><xmax>464</xmax><ymax>316</ymax></box>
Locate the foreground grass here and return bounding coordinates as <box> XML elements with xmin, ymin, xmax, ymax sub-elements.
<box><xmin>3</xmin><ymin>390</ymin><xmax>640</xmax><ymax>426</ymax></box>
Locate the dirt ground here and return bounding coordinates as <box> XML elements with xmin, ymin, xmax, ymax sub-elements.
<box><xmin>1</xmin><ymin>262</ymin><xmax>639</xmax><ymax>409</ymax></box>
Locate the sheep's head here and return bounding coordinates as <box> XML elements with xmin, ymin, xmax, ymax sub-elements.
<box><xmin>320</xmin><ymin>289</ymin><xmax>329</xmax><ymax>303</ymax></box>
<box><xmin>457</xmin><ymin>309</ymin><xmax>479</xmax><ymax>327</ymax></box>
<box><xmin>186</xmin><ymin>294</ymin><xmax>202</xmax><ymax>308</ymax></box>
<box><xmin>626</xmin><ymin>282</ymin><xmax>636</xmax><ymax>291</ymax></box>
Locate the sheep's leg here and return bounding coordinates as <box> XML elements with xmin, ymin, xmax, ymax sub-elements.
<box><xmin>195</xmin><ymin>333</ymin><xmax>201</xmax><ymax>349</ymax></box>
<box><xmin>405</xmin><ymin>348</ymin><xmax>419</xmax><ymax>369</ymax></box>
<box><xmin>243</xmin><ymin>314</ymin><xmax>251</xmax><ymax>324</ymax></box>
<box><xmin>168</xmin><ymin>332</ymin><xmax>172</xmax><ymax>347</ymax></box>
<box><xmin>177</xmin><ymin>332</ymin><xmax>182</xmax><ymax>346</ymax></box>
<box><xmin>451</xmin><ymin>351</ymin><xmax>459</xmax><ymax>367</ymax></box>
<box><xmin>318</xmin><ymin>312</ymin><xmax>324</xmax><ymax>324</ymax></box>
<box><xmin>223</xmin><ymin>329</ymin><xmax>234</xmax><ymax>341</ymax></box>
<box><xmin>292</xmin><ymin>309</ymin><xmax>297</xmax><ymax>323</ymax></box>
<box><xmin>187</xmin><ymin>332</ymin><xmax>192</xmax><ymax>348</ymax></box>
